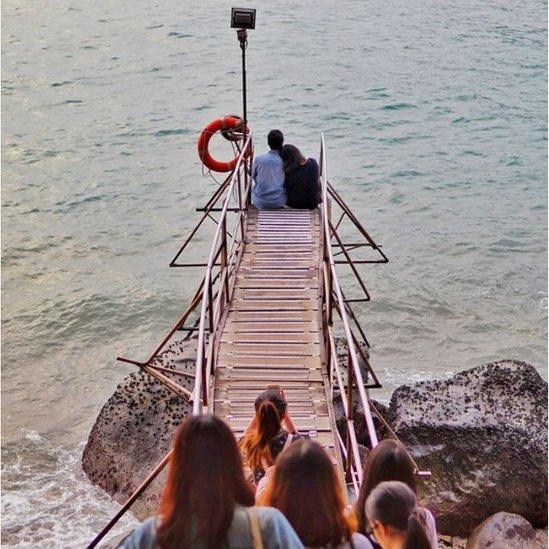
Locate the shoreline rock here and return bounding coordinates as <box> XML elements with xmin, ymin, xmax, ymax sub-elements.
<box><xmin>466</xmin><ymin>512</ymin><xmax>540</xmax><ymax>549</ymax></box>
<box><xmin>387</xmin><ymin>360</ymin><xmax>548</xmax><ymax>537</ymax></box>
<box><xmin>82</xmin><ymin>339</ymin><xmax>196</xmax><ymax>519</ymax></box>
<box><xmin>83</xmin><ymin>353</ymin><xmax>548</xmax><ymax>540</ymax></box>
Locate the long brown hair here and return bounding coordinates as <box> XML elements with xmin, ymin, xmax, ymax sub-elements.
<box><xmin>239</xmin><ymin>388</ymin><xmax>286</xmax><ymax>471</ymax></box>
<box><xmin>263</xmin><ymin>439</ymin><xmax>356</xmax><ymax>547</ymax></box>
<box><xmin>366</xmin><ymin>481</ymin><xmax>432</xmax><ymax>549</ymax></box>
<box><xmin>355</xmin><ymin>439</ymin><xmax>417</xmax><ymax>534</ymax></box>
<box><xmin>157</xmin><ymin>415</ymin><xmax>254</xmax><ymax>548</ymax></box>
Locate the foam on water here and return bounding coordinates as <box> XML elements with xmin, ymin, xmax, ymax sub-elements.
<box><xmin>1</xmin><ymin>431</ymin><xmax>139</xmax><ymax>548</ymax></box>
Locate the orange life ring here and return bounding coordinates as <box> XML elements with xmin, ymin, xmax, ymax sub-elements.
<box><xmin>197</xmin><ymin>116</ymin><xmax>249</xmax><ymax>173</ymax></box>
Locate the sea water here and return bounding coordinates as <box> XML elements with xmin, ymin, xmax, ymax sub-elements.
<box><xmin>2</xmin><ymin>0</ymin><xmax>547</xmax><ymax>545</ymax></box>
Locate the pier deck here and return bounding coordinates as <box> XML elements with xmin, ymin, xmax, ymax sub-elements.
<box><xmin>213</xmin><ymin>208</ymin><xmax>343</xmax><ymax>472</ymax></box>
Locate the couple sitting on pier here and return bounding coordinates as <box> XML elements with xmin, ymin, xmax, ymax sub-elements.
<box><xmin>121</xmin><ymin>386</ymin><xmax>437</xmax><ymax>549</ymax></box>
<box><xmin>252</xmin><ymin>129</ymin><xmax>321</xmax><ymax>210</ymax></box>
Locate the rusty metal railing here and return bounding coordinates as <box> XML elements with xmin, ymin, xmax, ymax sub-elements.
<box><xmin>192</xmin><ymin>133</ymin><xmax>253</xmax><ymax>415</ymax></box>
<box><xmin>87</xmin><ymin>135</ymin><xmax>253</xmax><ymax>548</ymax></box>
<box><xmin>319</xmin><ymin>133</ymin><xmax>379</xmax><ymax>492</ymax></box>
<box><xmin>319</xmin><ymin>133</ymin><xmax>429</xmax><ymax>491</ymax></box>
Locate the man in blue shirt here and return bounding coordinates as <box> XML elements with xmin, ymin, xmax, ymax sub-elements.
<box><xmin>252</xmin><ymin>129</ymin><xmax>286</xmax><ymax>209</ymax></box>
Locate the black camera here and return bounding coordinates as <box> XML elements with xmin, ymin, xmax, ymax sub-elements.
<box><xmin>230</xmin><ymin>7</ymin><xmax>256</xmax><ymax>29</ymax></box>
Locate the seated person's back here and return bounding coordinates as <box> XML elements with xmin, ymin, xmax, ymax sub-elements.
<box><xmin>280</xmin><ymin>144</ymin><xmax>320</xmax><ymax>210</ymax></box>
<box><xmin>252</xmin><ymin>129</ymin><xmax>286</xmax><ymax>210</ymax></box>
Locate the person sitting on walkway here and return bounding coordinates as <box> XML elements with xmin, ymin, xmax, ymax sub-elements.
<box><xmin>279</xmin><ymin>144</ymin><xmax>321</xmax><ymax>210</ymax></box>
<box><xmin>240</xmin><ymin>386</ymin><xmax>303</xmax><ymax>487</ymax></box>
<box><xmin>365</xmin><ymin>481</ymin><xmax>436</xmax><ymax>549</ymax></box>
<box><xmin>354</xmin><ymin>439</ymin><xmax>437</xmax><ymax>547</ymax></box>
<box><xmin>252</xmin><ymin>129</ymin><xmax>287</xmax><ymax>209</ymax></box>
<box><xmin>120</xmin><ymin>414</ymin><xmax>304</xmax><ymax>549</ymax></box>
<box><xmin>261</xmin><ymin>439</ymin><xmax>372</xmax><ymax>548</ymax></box>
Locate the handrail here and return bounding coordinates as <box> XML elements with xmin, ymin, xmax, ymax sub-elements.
<box><xmin>86</xmin><ymin>135</ymin><xmax>253</xmax><ymax>549</ymax></box>
<box><xmin>319</xmin><ymin>133</ymin><xmax>379</xmax><ymax>485</ymax></box>
<box><xmin>193</xmin><ymin>132</ymin><xmax>254</xmax><ymax>415</ymax></box>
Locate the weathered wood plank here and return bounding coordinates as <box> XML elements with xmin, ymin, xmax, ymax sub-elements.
<box><xmin>221</xmin><ymin>332</ymin><xmax>320</xmax><ymax>344</ymax></box>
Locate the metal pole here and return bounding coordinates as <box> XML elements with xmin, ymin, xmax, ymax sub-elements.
<box><xmin>239</xmin><ymin>30</ymin><xmax>248</xmax><ymax>143</ymax></box>
<box><xmin>87</xmin><ymin>450</ymin><xmax>172</xmax><ymax>548</ymax></box>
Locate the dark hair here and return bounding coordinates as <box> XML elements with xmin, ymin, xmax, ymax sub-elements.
<box><xmin>157</xmin><ymin>415</ymin><xmax>254</xmax><ymax>548</ymax></box>
<box><xmin>355</xmin><ymin>439</ymin><xmax>417</xmax><ymax>534</ymax></box>
<box><xmin>254</xmin><ymin>387</ymin><xmax>287</xmax><ymax>416</ymax></box>
<box><xmin>279</xmin><ymin>144</ymin><xmax>306</xmax><ymax>175</ymax></box>
<box><xmin>365</xmin><ymin>481</ymin><xmax>432</xmax><ymax>549</ymax></box>
<box><xmin>267</xmin><ymin>129</ymin><xmax>284</xmax><ymax>150</ymax></box>
<box><xmin>264</xmin><ymin>439</ymin><xmax>356</xmax><ymax>547</ymax></box>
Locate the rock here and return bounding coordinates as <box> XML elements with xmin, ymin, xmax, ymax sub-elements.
<box><xmin>82</xmin><ymin>339</ymin><xmax>196</xmax><ymax>519</ymax></box>
<box><xmin>466</xmin><ymin>512</ymin><xmax>537</xmax><ymax>549</ymax></box>
<box><xmin>387</xmin><ymin>360</ymin><xmax>547</xmax><ymax>537</ymax></box>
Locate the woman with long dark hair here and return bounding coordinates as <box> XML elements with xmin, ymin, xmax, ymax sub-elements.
<box><xmin>120</xmin><ymin>414</ymin><xmax>303</xmax><ymax>548</ymax></box>
<box><xmin>354</xmin><ymin>439</ymin><xmax>437</xmax><ymax>547</ymax></box>
<box><xmin>240</xmin><ymin>386</ymin><xmax>303</xmax><ymax>486</ymax></box>
<box><xmin>279</xmin><ymin>144</ymin><xmax>321</xmax><ymax>210</ymax></box>
<box><xmin>262</xmin><ymin>439</ymin><xmax>372</xmax><ymax>548</ymax></box>
<box><xmin>365</xmin><ymin>481</ymin><xmax>435</xmax><ymax>549</ymax></box>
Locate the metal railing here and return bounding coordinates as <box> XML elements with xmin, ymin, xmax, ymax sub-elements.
<box><xmin>192</xmin><ymin>133</ymin><xmax>254</xmax><ymax>415</ymax></box>
<box><xmin>318</xmin><ymin>134</ymin><xmax>429</xmax><ymax>489</ymax></box>
<box><xmin>319</xmin><ymin>133</ymin><xmax>379</xmax><ymax>492</ymax></box>
<box><xmin>88</xmin><ymin>135</ymin><xmax>253</xmax><ymax>548</ymax></box>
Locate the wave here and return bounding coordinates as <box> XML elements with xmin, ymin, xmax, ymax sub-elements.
<box><xmin>1</xmin><ymin>431</ymin><xmax>139</xmax><ymax>548</ymax></box>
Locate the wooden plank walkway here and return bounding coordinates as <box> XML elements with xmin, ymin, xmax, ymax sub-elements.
<box><xmin>213</xmin><ymin>208</ymin><xmax>344</xmax><ymax>475</ymax></box>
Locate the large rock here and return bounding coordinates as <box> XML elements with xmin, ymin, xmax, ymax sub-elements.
<box><xmin>388</xmin><ymin>360</ymin><xmax>547</xmax><ymax>537</ymax></box>
<box><xmin>82</xmin><ymin>339</ymin><xmax>196</xmax><ymax>519</ymax></box>
<box><xmin>466</xmin><ymin>512</ymin><xmax>538</xmax><ymax>549</ymax></box>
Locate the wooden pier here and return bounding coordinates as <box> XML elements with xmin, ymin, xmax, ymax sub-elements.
<box><xmin>89</xmin><ymin>134</ymin><xmax>396</xmax><ymax>547</ymax></box>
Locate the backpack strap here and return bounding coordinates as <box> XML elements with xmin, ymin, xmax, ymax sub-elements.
<box><xmin>246</xmin><ymin>507</ymin><xmax>264</xmax><ymax>549</ymax></box>
<box><xmin>260</xmin><ymin>432</ymin><xmax>293</xmax><ymax>472</ymax></box>
<box><xmin>282</xmin><ymin>432</ymin><xmax>294</xmax><ymax>452</ymax></box>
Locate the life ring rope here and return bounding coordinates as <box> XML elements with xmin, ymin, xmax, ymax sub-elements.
<box><xmin>197</xmin><ymin>116</ymin><xmax>250</xmax><ymax>173</ymax></box>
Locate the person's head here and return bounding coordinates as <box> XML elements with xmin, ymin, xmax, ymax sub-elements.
<box><xmin>267</xmin><ymin>129</ymin><xmax>284</xmax><ymax>150</ymax></box>
<box><xmin>157</xmin><ymin>415</ymin><xmax>254</xmax><ymax>548</ymax></box>
<box><xmin>355</xmin><ymin>439</ymin><xmax>417</xmax><ymax>534</ymax></box>
<box><xmin>240</xmin><ymin>388</ymin><xmax>286</xmax><ymax>471</ymax></box>
<box><xmin>279</xmin><ymin>144</ymin><xmax>306</xmax><ymax>175</ymax></box>
<box><xmin>254</xmin><ymin>387</ymin><xmax>287</xmax><ymax>417</ymax></box>
<box><xmin>365</xmin><ymin>481</ymin><xmax>432</xmax><ymax>549</ymax></box>
<box><xmin>264</xmin><ymin>439</ymin><xmax>355</xmax><ymax>547</ymax></box>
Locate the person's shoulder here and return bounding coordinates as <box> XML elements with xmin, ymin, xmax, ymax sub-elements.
<box><xmin>254</xmin><ymin>151</ymin><xmax>272</xmax><ymax>162</ymax></box>
<box><xmin>350</xmin><ymin>532</ymin><xmax>375</xmax><ymax>549</ymax></box>
<box><xmin>256</xmin><ymin>506</ymin><xmax>304</xmax><ymax>547</ymax></box>
<box><xmin>118</xmin><ymin>516</ymin><xmax>158</xmax><ymax>549</ymax></box>
<box><xmin>256</xmin><ymin>505</ymin><xmax>283</xmax><ymax>520</ymax></box>
<box><xmin>421</xmin><ymin>506</ymin><xmax>438</xmax><ymax>542</ymax></box>
<box><xmin>307</xmin><ymin>157</ymin><xmax>319</xmax><ymax>167</ymax></box>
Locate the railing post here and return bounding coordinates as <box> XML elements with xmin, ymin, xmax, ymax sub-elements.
<box><xmin>208</xmin><ymin>275</ymin><xmax>214</xmax><ymax>335</ymax></box>
<box><xmin>201</xmin><ymin>338</ymin><xmax>208</xmax><ymax>407</ymax></box>
<box><xmin>237</xmin><ymin>166</ymin><xmax>245</xmax><ymax>237</ymax></box>
<box><xmin>221</xmin><ymin>218</ymin><xmax>230</xmax><ymax>302</ymax></box>
<box><xmin>346</xmin><ymin>349</ymin><xmax>354</xmax><ymax>478</ymax></box>
<box><xmin>246</xmin><ymin>150</ymin><xmax>253</xmax><ymax>208</ymax></box>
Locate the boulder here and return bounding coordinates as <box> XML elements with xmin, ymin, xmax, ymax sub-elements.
<box><xmin>387</xmin><ymin>360</ymin><xmax>547</xmax><ymax>537</ymax></box>
<box><xmin>466</xmin><ymin>512</ymin><xmax>537</xmax><ymax>549</ymax></box>
<box><xmin>82</xmin><ymin>339</ymin><xmax>196</xmax><ymax>519</ymax></box>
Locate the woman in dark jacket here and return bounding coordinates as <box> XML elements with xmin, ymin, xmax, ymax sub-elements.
<box><xmin>279</xmin><ymin>144</ymin><xmax>321</xmax><ymax>209</ymax></box>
